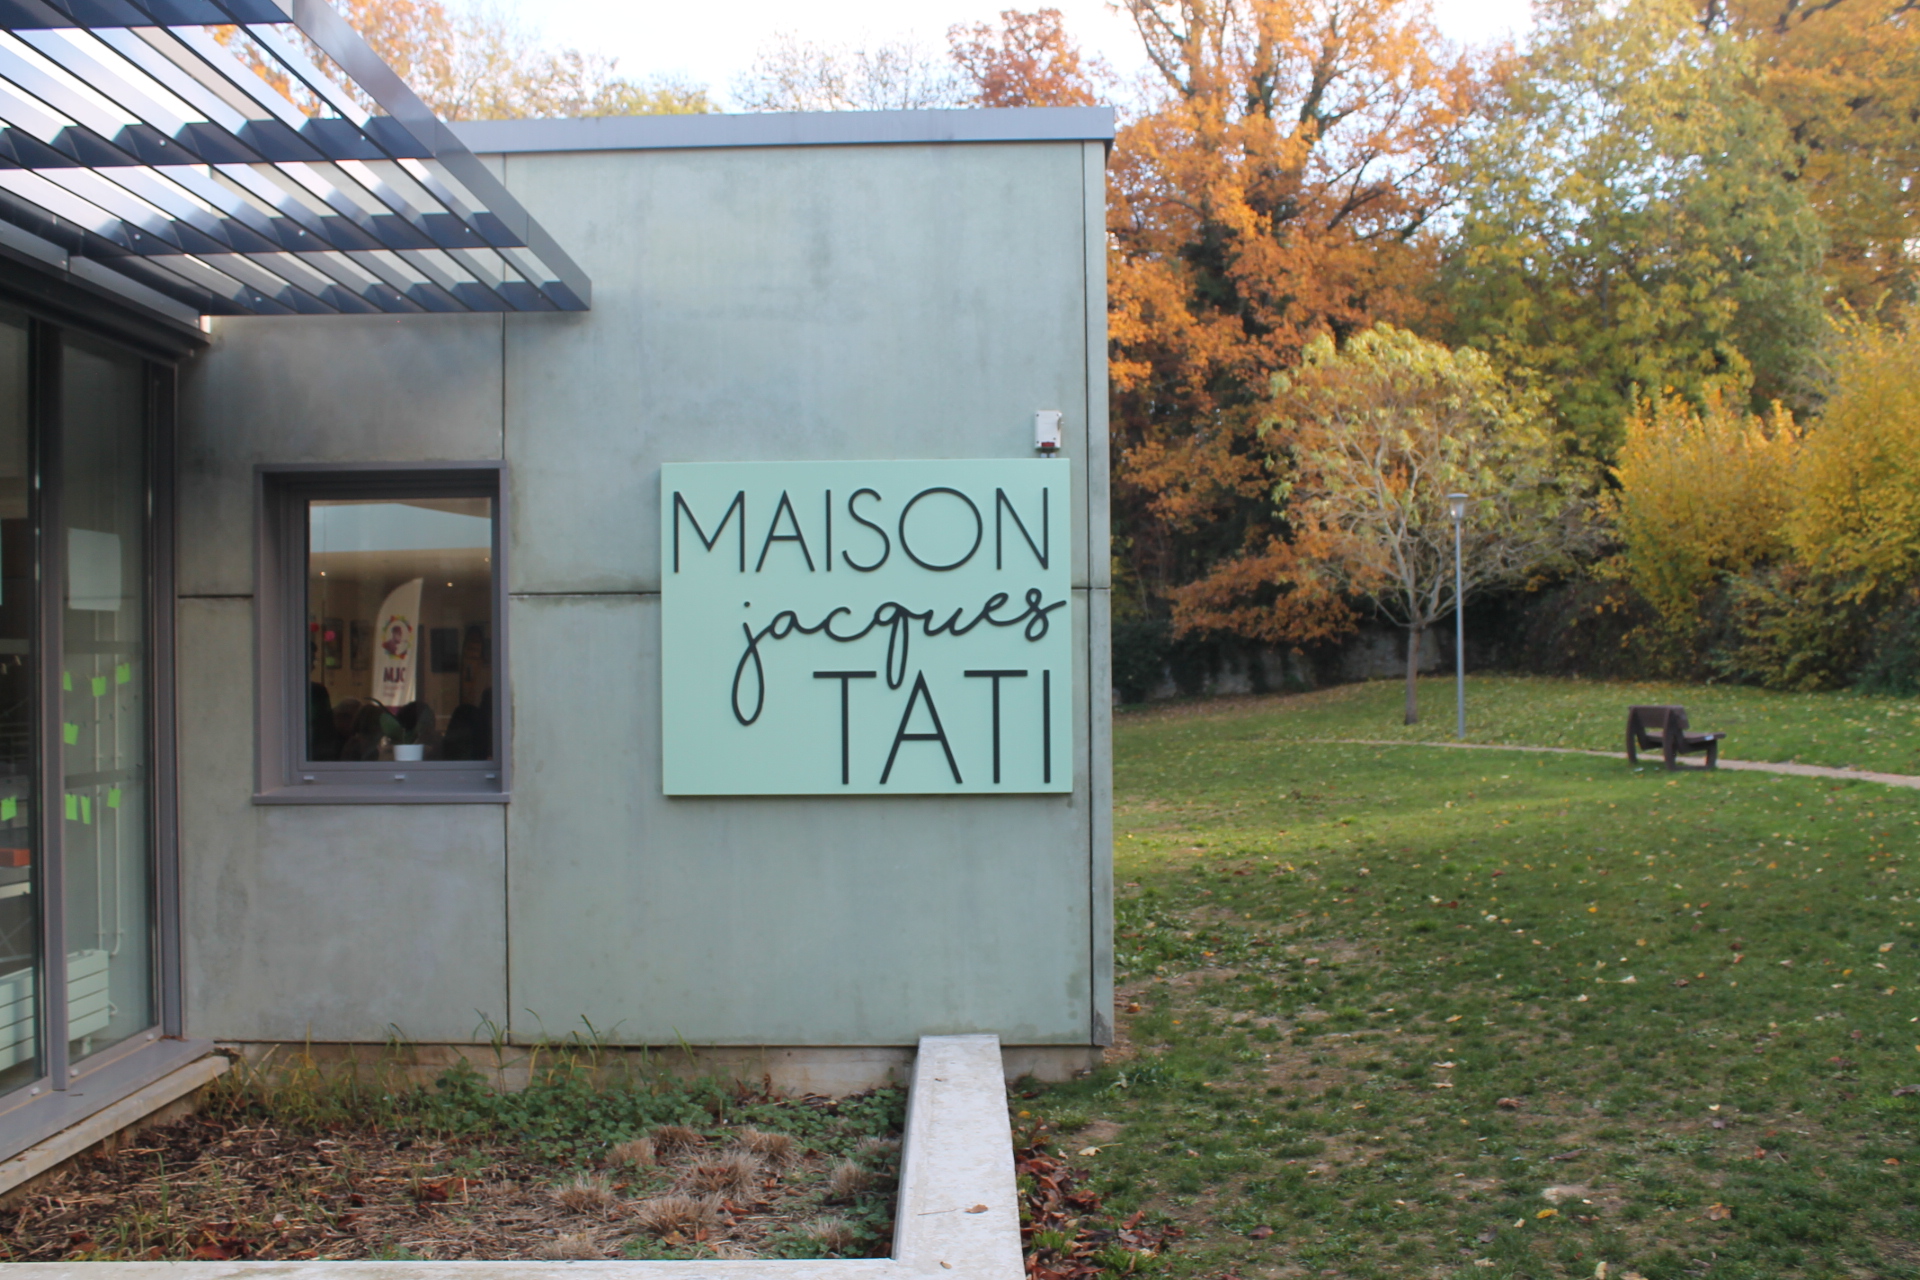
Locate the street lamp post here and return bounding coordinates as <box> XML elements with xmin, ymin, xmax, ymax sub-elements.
<box><xmin>1447</xmin><ymin>493</ymin><xmax>1469</xmax><ymax>741</ymax></box>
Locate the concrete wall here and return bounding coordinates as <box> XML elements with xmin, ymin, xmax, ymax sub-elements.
<box><xmin>175</xmin><ymin>123</ymin><xmax>1112</xmax><ymax>1049</ymax></box>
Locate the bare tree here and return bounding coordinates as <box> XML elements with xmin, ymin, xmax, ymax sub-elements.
<box><xmin>222</xmin><ymin>0</ymin><xmax>710</xmax><ymax>121</ymax></box>
<box><xmin>732</xmin><ymin>31</ymin><xmax>966</xmax><ymax>111</ymax></box>
<box><xmin>1281</xmin><ymin>326</ymin><xmax>1596</xmax><ymax>724</ymax></box>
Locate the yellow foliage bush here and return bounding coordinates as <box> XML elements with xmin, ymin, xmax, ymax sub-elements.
<box><xmin>1786</xmin><ymin>323</ymin><xmax>1920</xmax><ymax>599</ymax></box>
<box><xmin>1608</xmin><ymin>387</ymin><xmax>1797</xmax><ymax>630</ymax></box>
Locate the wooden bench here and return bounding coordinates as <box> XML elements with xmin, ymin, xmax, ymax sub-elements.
<box><xmin>1626</xmin><ymin>705</ymin><xmax>1724</xmax><ymax>770</ymax></box>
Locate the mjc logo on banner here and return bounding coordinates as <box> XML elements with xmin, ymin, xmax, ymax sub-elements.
<box><xmin>660</xmin><ymin>460</ymin><xmax>1073</xmax><ymax>795</ymax></box>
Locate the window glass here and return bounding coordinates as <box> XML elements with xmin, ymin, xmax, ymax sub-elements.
<box><xmin>61</xmin><ymin>335</ymin><xmax>152</xmax><ymax>1061</ymax></box>
<box><xmin>0</xmin><ymin>315</ymin><xmax>33</xmax><ymax>1092</ymax></box>
<box><xmin>306</xmin><ymin>498</ymin><xmax>495</xmax><ymax>763</ymax></box>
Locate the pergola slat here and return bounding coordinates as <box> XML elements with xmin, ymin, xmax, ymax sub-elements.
<box><xmin>0</xmin><ymin>0</ymin><xmax>588</xmax><ymax>314</ymax></box>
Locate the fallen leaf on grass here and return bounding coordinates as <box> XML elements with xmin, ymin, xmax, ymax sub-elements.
<box><xmin>1248</xmin><ymin>1225</ymin><xmax>1274</xmax><ymax>1239</ymax></box>
<box><xmin>1893</xmin><ymin>1085</ymin><xmax>1920</xmax><ymax>1098</ymax></box>
<box><xmin>1496</xmin><ymin>1097</ymin><xmax>1522</xmax><ymax>1110</ymax></box>
<box><xmin>1706</xmin><ymin>1204</ymin><xmax>1733</xmax><ymax>1221</ymax></box>
<box><xmin>1536</xmin><ymin>1209</ymin><xmax>1558</xmax><ymax>1219</ymax></box>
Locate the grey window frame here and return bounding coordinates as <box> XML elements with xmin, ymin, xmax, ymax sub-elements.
<box><xmin>254</xmin><ymin>462</ymin><xmax>510</xmax><ymax>804</ymax></box>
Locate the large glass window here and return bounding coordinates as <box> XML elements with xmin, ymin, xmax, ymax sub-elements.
<box><xmin>258</xmin><ymin>467</ymin><xmax>504</xmax><ymax>801</ymax></box>
<box><xmin>60</xmin><ymin>335</ymin><xmax>152</xmax><ymax>1061</ymax></box>
<box><xmin>305</xmin><ymin>498</ymin><xmax>495</xmax><ymax>764</ymax></box>
<box><xmin>0</xmin><ymin>315</ymin><xmax>33</xmax><ymax>1095</ymax></box>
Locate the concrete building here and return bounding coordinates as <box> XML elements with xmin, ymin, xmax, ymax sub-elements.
<box><xmin>0</xmin><ymin>0</ymin><xmax>1112</xmax><ymax>1164</ymax></box>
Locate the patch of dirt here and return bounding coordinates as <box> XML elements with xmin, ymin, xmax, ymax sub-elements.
<box><xmin>0</xmin><ymin>1104</ymin><xmax>899</xmax><ymax>1262</ymax></box>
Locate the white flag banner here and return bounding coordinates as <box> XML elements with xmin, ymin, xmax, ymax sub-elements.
<box><xmin>374</xmin><ymin>577</ymin><xmax>424</xmax><ymax>708</ymax></box>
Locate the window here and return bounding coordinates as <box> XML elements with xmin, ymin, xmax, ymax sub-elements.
<box><xmin>256</xmin><ymin>465</ymin><xmax>507</xmax><ymax>802</ymax></box>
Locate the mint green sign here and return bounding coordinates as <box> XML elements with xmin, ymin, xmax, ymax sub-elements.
<box><xmin>661</xmin><ymin>460</ymin><xmax>1072</xmax><ymax>795</ymax></box>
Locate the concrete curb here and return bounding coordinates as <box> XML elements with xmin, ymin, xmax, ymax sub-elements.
<box><xmin>1304</xmin><ymin>738</ymin><xmax>1920</xmax><ymax>789</ymax></box>
<box><xmin>16</xmin><ymin>1034</ymin><xmax>1023</xmax><ymax>1280</ymax></box>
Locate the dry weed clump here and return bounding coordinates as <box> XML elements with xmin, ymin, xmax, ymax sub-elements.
<box><xmin>650</xmin><ymin>1124</ymin><xmax>704</xmax><ymax>1157</ymax></box>
<box><xmin>827</xmin><ymin>1160</ymin><xmax>871</xmax><ymax>1200</ymax></box>
<box><xmin>735</xmin><ymin>1127</ymin><xmax>798</xmax><ymax>1168</ymax></box>
<box><xmin>633</xmin><ymin>1193</ymin><xmax>721</xmax><ymax>1237</ymax></box>
<box><xmin>683</xmin><ymin>1152</ymin><xmax>760</xmax><ymax>1196</ymax></box>
<box><xmin>857</xmin><ymin>1135</ymin><xmax>899</xmax><ymax>1160</ymax></box>
<box><xmin>535</xmin><ymin>1231</ymin><xmax>603</xmax><ymax>1259</ymax></box>
<box><xmin>609</xmin><ymin>1136</ymin><xmax>655</xmax><ymax>1167</ymax></box>
<box><xmin>807</xmin><ymin>1217</ymin><xmax>857</xmax><ymax>1253</ymax></box>
<box><xmin>551</xmin><ymin>1174</ymin><xmax>620</xmax><ymax>1216</ymax></box>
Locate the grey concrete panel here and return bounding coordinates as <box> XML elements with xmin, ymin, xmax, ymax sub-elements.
<box><xmin>1082</xmin><ymin>142</ymin><xmax>1112</xmax><ymax>592</ymax></box>
<box><xmin>506</xmin><ymin>594</ymin><xmax>1095</xmax><ymax>1044</ymax></box>
<box><xmin>500</xmin><ymin>142</ymin><xmax>1095</xmax><ymax>595</ymax></box>
<box><xmin>1087</xmin><ymin>588</ymin><xmax>1114</xmax><ymax>1044</ymax></box>
<box><xmin>176</xmin><ymin>314</ymin><xmax>505</xmax><ymax>598</ymax></box>
<box><xmin>177</xmin><ymin>599</ymin><xmax>508</xmax><ymax>1042</ymax></box>
<box><xmin>456</xmin><ymin>106</ymin><xmax>1114</xmax><ymax>155</ymax></box>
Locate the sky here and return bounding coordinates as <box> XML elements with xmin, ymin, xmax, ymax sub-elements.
<box><xmin>484</xmin><ymin>0</ymin><xmax>1535</xmax><ymax>110</ymax></box>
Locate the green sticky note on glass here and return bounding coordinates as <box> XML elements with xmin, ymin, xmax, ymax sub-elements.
<box><xmin>107</xmin><ymin>787</ymin><xmax>120</xmax><ymax>810</ymax></box>
<box><xmin>63</xmin><ymin>794</ymin><xmax>76</xmax><ymax>821</ymax></box>
<box><xmin>60</xmin><ymin>671</ymin><xmax>70</xmax><ymax>692</ymax></box>
<box><xmin>61</xmin><ymin>722</ymin><xmax>77</xmax><ymax>745</ymax></box>
<box><xmin>115</xmin><ymin>662</ymin><xmax>131</xmax><ymax>686</ymax></box>
<box><xmin>90</xmin><ymin>676</ymin><xmax>106</xmax><ymax>698</ymax></box>
<box><xmin>1</xmin><ymin>798</ymin><xmax>15</xmax><ymax>822</ymax></box>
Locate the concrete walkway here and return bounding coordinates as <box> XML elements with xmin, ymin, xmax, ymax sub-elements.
<box><xmin>1310</xmin><ymin>738</ymin><xmax>1920</xmax><ymax>790</ymax></box>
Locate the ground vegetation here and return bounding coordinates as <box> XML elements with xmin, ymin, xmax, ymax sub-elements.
<box><xmin>0</xmin><ymin>1051</ymin><xmax>901</xmax><ymax>1262</ymax></box>
<box><xmin>1012</xmin><ymin>684</ymin><xmax>1920</xmax><ymax>1279</ymax></box>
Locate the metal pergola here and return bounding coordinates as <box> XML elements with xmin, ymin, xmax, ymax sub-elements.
<box><xmin>0</xmin><ymin>0</ymin><xmax>589</xmax><ymax>316</ymax></box>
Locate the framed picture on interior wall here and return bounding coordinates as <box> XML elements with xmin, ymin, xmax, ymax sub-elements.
<box><xmin>350</xmin><ymin>619</ymin><xmax>372</xmax><ymax>672</ymax></box>
<box><xmin>429</xmin><ymin>626</ymin><xmax>460</xmax><ymax>674</ymax></box>
<box><xmin>321</xmin><ymin>617</ymin><xmax>343</xmax><ymax>670</ymax></box>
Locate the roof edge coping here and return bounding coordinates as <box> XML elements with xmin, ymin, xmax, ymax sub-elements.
<box><xmin>452</xmin><ymin>106</ymin><xmax>1116</xmax><ymax>155</ymax></box>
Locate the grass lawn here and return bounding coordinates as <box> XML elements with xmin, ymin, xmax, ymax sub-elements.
<box><xmin>1018</xmin><ymin>678</ymin><xmax>1920</xmax><ymax>1280</ymax></box>
<box><xmin>1171</xmin><ymin>674</ymin><xmax>1920</xmax><ymax>775</ymax></box>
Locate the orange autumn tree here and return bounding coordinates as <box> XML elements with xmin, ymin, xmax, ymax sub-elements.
<box><xmin>1729</xmin><ymin>0</ymin><xmax>1920</xmax><ymax>319</ymax></box>
<box><xmin>948</xmin><ymin>9</ymin><xmax>1107</xmax><ymax>106</ymax></box>
<box><xmin>1107</xmin><ymin>0</ymin><xmax>1493</xmax><ymax>646</ymax></box>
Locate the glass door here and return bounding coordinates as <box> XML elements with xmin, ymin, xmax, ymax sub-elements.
<box><xmin>58</xmin><ymin>335</ymin><xmax>152</xmax><ymax>1064</ymax></box>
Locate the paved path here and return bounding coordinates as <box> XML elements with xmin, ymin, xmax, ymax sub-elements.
<box><xmin>1308</xmin><ymin>738</ymin><xmax>1920</xmax><ymax>790</ymax></box>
